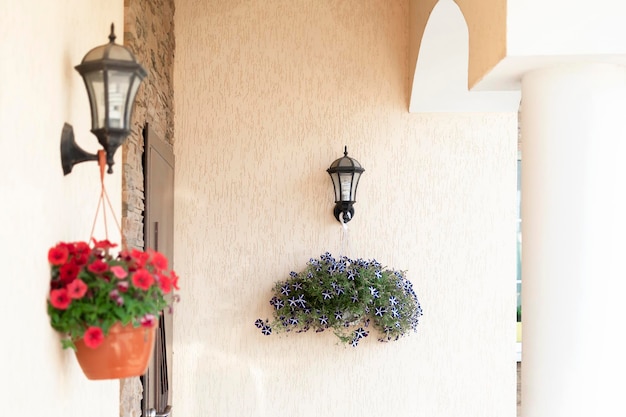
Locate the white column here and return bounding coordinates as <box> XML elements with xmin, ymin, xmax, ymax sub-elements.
<box><xmin>521</xmin><ymin>63</ymin><xmax>626</xmax><ymax>417</ymax></box>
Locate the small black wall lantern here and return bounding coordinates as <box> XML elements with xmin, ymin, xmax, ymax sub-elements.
<box><xmin>61</xmin><ymin>23</ymin><xmax>147</xmax><ymax>175</ymax></box>
<box><xmin>327</xmin><ymin>146</ymin><xmax>365</xmax><ymax>223</ymax></box>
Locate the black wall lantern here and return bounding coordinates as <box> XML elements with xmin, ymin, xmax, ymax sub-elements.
<box><xmin>61</xmin><ymin>23</ymin><xmax>147</xmax><ymax>175</ymax></box>
<box><xmin>327</xmin><ymin>146</ymin><xmax>365</xmax><ymax>223</ymax></box>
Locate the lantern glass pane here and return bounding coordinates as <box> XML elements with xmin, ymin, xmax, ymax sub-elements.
<box><xmin>123</xmin><ymin>74</ymin><xmax>142</xmax><ymax>128</ymax></box>
<box><xmin>107</xmin><ymin>70</ymin><xmax>131</xmax><ymax>129</ymax></box>
<box><xmin>339</xmin><ymin>173</ymin><xmax>352</xmax><ymax>202</ymax></box>
<box><xmin>330</xmin><ymin>172</ymin><xmax>341</xmax><ymax>202</ymax></box>
<box><xmin>107</xmin><ymin>44</ymin><xmax>133</xmax><ymax>61</ymax></box>
<box><xmin>351</xmin><ymin>171</ymin><xmax>362</xmax><ymax>201</ymax></box>
<box><xmin>83</xmin><ymin>46</ymin><xmax>107</xmax><ymax>62</ymax></box>
<box><xmin>84</xmin><ymin>70</ymin><xmax>105</xmax><ymax>130</ymax></box>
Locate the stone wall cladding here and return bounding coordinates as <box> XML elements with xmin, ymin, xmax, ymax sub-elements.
<box><xmin>122</xmin><ymin>0</ymin><xmax>176</xmax><ymax>250</ymax></box>
<box><xmin>120</xmin><ymin>0</ymin><xmax>175</xmax><ymax>415</ymax></box>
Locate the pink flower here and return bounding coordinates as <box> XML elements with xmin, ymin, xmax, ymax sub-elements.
<box><xmin>117</xmin><ymin>281</ymin><xmax>129</xmax><ymax>292</ymax></box>
<box><xmin>141</xmin><ymin>314</ymin><xmax>156</xmax><ymax>328</ymax></box>
<box><xmin>67</xmin><ymin>279</ymin><xmax>87</xmax><ymax>299</ymax></box>
<box><xmin>50</xmin><ymin>289</ymin><xmax>71</xmax><ymax>309</ymax></box>
<box><xmin>110</xmin><ymin>265</ymin><xmax>128</xmax><ymax>279</ymax></box>
<box><xmin>132</xmin><ymin>269</ymin><xmax>154</xmax><ymax>290</ymax></box>
<box><xmin>83</xmin><ymin>326</ymin><xmax>104</xmax><ymax>349</ymax></box>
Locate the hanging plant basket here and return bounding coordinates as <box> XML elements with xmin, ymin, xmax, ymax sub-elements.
<box><xmin>47</xmin><ymin>152</ymin><xmax>181</xmax><ymax>379</ymax></box>
<box><xmin>47</xmin><ymin>239</ymin><xmax>180</xmax><ymax>380</ymax></box>
<box><xmin>74</xmin><ymin>322</ymin><xmax>157</xmax><ymax>380</ymax></box>
<box><xmin>256</xmin><ymin>252</ymin><xmax>423</xmax><ymax>347</ymax></box>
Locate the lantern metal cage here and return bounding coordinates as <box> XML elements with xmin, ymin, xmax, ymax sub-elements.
<box><xmin>327</xmin><ymin>146</ymin><xmax>364</xmax><ymax>223</ymax></box>
<box><xmin>61</xmin><ymin>23</ymin><xmax>147</xmax><ymax>175</ymax></box>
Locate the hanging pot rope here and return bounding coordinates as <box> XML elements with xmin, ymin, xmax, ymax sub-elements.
<box><xmin>89</xmin><ymin>150</ymin><xmax>123</xmax><ymax>247</ymax></box>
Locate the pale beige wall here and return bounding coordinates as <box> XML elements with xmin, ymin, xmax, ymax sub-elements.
<box><xmin>174</xmin><ymin>1</ymin><xmax>517</xmax><ymax>416</ymax></box>
<box><xmin>0</xmin><ymin>2</ymin><xmax>123</xmax><ymax>416</ymax></box>
<box><xmin>507</xmin><ymin>0</ymin><xmax>626</xmax><ymax>56</ymax></box>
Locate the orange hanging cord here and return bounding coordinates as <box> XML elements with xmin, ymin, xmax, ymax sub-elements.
<box><xmin>89</xmin><ymin>150</ymin><xmax>124</xmax><ymax>248</ymax></box>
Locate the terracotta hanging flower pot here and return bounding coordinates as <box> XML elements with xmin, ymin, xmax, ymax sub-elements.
<box><xmin>74</xmin><ymin>322</ymin><xmax>157</xmax><ymax>380</ymax></box>
<box><xmin>46</xmin><ymin>239</ymin><xmax>180</xmax><ymax>379</ymax></box>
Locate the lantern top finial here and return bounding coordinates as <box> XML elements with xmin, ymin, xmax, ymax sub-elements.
<box><xmin>327</xmin><ymin>146</ymin><xmax>364</xmax><ymax>172</ymax></box>
<box><xmin>108</xmin><ymin>23</ymin><xmax>116</xmax><ymax>43</ymax></box>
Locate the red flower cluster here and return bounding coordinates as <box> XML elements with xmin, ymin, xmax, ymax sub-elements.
<box><xmin>47</xmin><ymin>239</ymin><xmax>179</xmax><ymax>350</ymax></box>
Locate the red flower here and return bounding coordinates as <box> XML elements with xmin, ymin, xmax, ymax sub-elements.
<box><xmin>74</xmin><ymin>241</ymin><xmax>90</xmax><ymax>255</ymax></box>
<box><xmin>62</xmin><ymin>242</ymin><xmax>76</xmax><ymax>255</ymax></box>
<box><xmin>48</xmin><ymin>245</ymin><xmax>69</xmax><ymax>265</ymax></box>
<box><xmin>88</xmin><ymin>259</ymin><xmax>108</xmax><ymax>274</ymax></box>
<box><xmin>132</xmin><ymin>269</ymin><xmax>154</xmax><ymax>290</ymax></box>
<box><xmin>67</xmin><ymin>279</ymin><xmax>87</xmax><ymax>299</ymax></box>
<box><xmin>72</xmin><ymin>253</ymin><xmax>89</xmax><ymax>267</ymax></box>
<box><xmin>50</xmin><ymin>289</ymin><xmax>71</xmax><ymax>309</ymax></box>
<box><xmin>118</xmin><ymin>250</ymin><xmax>133</xmax><ymax>262</ymax></box>
<box><xmin>83</xmin><ymin>326</ymin><xmax>104</xmax><ymax>349</ymax></box>
<box><xmin>92</xmin><ymin>239</ymin><xmax>117</xmax><ymax>250</ymax></box>
<box><xmin>170</xmin><ymin>271</ymin><xmax>180</xmax><ymax>290</ymax></box>
<box><xmin>59</xmin><ymin>263</ymin><xmax>79</xmax><ymax>283</ymax></box>
<box><xmin>130</xmin><ymin>249</ymin><xmax>150</xmax><ymax>268</ymax></box>
<box><xmin>151</xmin><ymin>251</ymin><xmax>168</xmax><ymax>271</ymax></box>
<box><xmin>157</xmin><ymin>273</ymin><xmax>172</xmax><ymax>294</ymax></box>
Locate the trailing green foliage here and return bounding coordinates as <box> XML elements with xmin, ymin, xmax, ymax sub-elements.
<box><xmin>256</xmin><ymin>252</ymin><xmax>422</xmax><ymax>347</ymax></box>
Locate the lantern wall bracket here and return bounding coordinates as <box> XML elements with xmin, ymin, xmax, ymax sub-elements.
<box><xmin>60</xmin><ymin>123</ymin><xmax>100</xmax><ymax>175</ymax></box>
<box><xmin>334</xmin><ymin>203</ymin><xmax>354</xmax><ymax>224</ymax></box>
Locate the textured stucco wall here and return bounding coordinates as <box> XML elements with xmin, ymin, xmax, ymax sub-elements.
<box><xmin>0</xmin><ymin>2</ymin><xmax>124</xmax><ymax>416</ymax></box>
<box><xmin>173</xmin><ymin>1</ymin><xmax>517</xmax><ymax>417</ymax></box>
